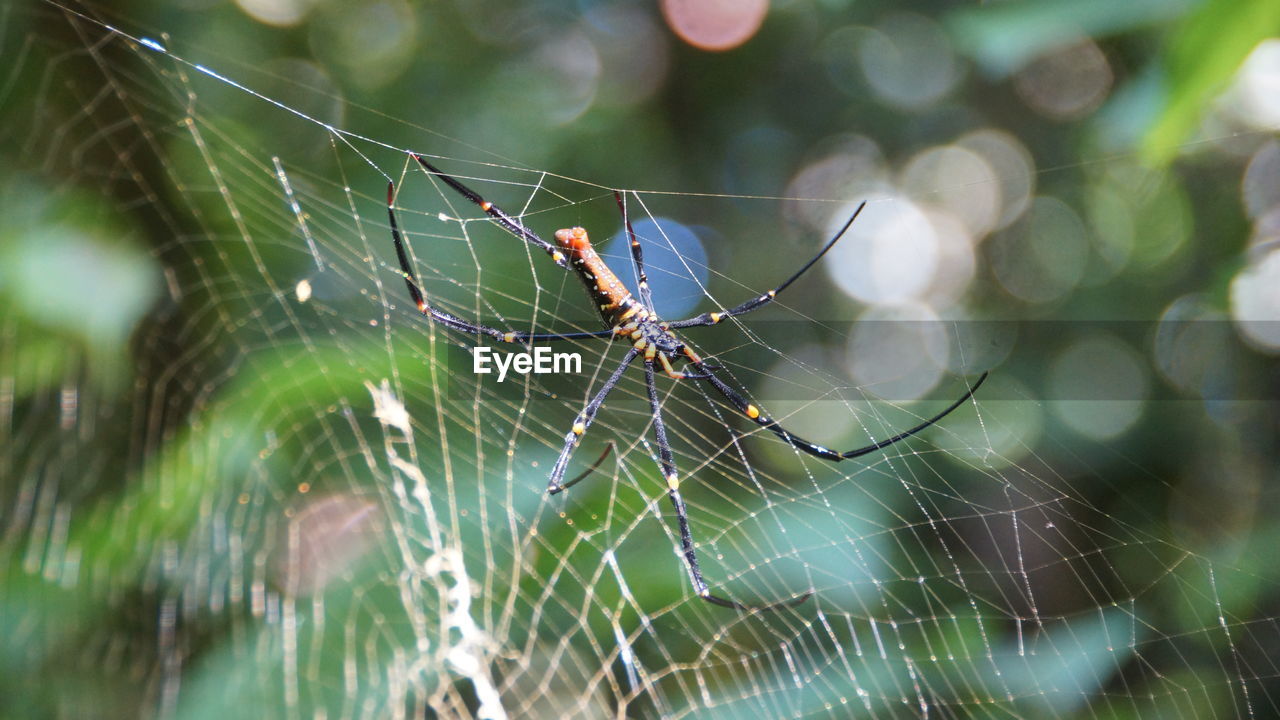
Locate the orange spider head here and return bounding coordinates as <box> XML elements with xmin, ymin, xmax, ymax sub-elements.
<box><xmin>554</xmin><ymin>227</ymin><xmax>592</xmax><ymax>252</ymax></box>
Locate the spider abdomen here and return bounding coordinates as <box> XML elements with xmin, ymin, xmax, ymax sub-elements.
<box><xmin>555</xmin><ymin>226</ymin><xmax>642</xmax><ymax>325</ymax></box>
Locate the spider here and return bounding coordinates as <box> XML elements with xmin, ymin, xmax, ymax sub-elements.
<box><xmin>386</xmin><ymin>155</ymin><xmax>987</xmax><ymax>611</ymax></box>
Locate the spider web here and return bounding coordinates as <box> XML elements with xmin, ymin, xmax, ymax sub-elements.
<box><xmin>4</xmin><ymin>2</ymin><xmax>1280</xmax><ymax>718</ymax></box>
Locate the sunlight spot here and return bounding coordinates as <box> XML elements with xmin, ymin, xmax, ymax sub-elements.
<box><xmin>1228</xmin><ymin>39</ymin><xmax>1280</xmax><ymax>131</ymax></box>
<box><xmin>661</xmin><ymin>0</ymin><xmax>768</xmax><ymax>52</ymax></box>
<box><xmin>234</xmin><ymin>0</ymin><xmax>317</xmax><ymax>27</ymax></box>
<box><xmin>1049</xmin><ymin>334</ymin><xmax>1147</xmax><ymax>439</ymax></box>
<box><xmin>900</xmin><ymin>144</ymin><xmax>1000</xmax><ymax>238</ymax></box>
<box><xmin>1231</xmin><ymin>246</ymin><xmax>1280</xmax><ymax>352</ymax></box>
<box><xmin>826</xmin><ymin>200</ymin><xmax>939</xmax><ymax>305</ymax></box>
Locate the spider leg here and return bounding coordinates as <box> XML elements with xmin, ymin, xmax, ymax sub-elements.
<box><xmin>667</xmin><ymin>202</ymin><xmax>866</xmax><ymax>329</ymax></box>
<box><xmin>558</xmin><ymin>442</ymin><xmax>616</xmax><ymax>494</ymax></box>
<box><xmin>692</xmin><ymin>358</ymin><xmax>987</xmax><ymax>461</ymax></box>
<box><xmin>644</xmin><ymin>361</ymin><xmax>812</xmax><ymax>612</ymax></box>
<box><xmin>388</xmin><ymin>182</ymin><xmax>614</xmax><ymax>343</ymax></box>
<box><xmin>657</xmin><ymin>353</ymin><xmax>715</xmax><ymax>380</ymax></box>
<box><xmin>548</xmin><ymin>348</ymin><xmax>640</xmax><ymax>494</ymax></box>
<box><xmin>614</xmin><ymin>190</ymin><xmax>655</xmax><ymax>313</ymax></box>
<box><xmin>412</xmin><ymin>154</ymin><xmax>569</xmax><ymax>268</ymax></box>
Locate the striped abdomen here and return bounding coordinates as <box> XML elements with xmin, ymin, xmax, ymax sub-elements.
<box><xmin>555</xmin><ymin>227</ymin><xmax>642</xmax><ymax>326</ymax></box>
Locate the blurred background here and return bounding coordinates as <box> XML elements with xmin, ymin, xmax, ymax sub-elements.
<box><xmin>3</xmin><ymin>0</ymin><xmax>1280</xmax><ymax>717</ymax></box>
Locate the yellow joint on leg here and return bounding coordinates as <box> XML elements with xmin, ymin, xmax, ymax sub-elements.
<box><xmin>619</xmin><ymin>305</ymin><xmax>640</xmax><ymax>321</ymax></box>
<box><xmin>572</xmin><ymin>422</ymin><xmax>586</xmax><ymax>436</ymax></box>
<box><xmin>666</xmin><ymin>473</ymin><xmax>680</xmax><ymax>491</ymax></box>
<box><xmin>503</xmin><ymin>331</ymin><xmax>516</xmax><ymax>343</ymax></box>
<box><xmin>633</xmin><ymin>338</ymin><xmax>648</xmax><ymax>351</ymax></box>
<box><xmin>630</xmin><ymin>329</ymin><xmax>644</xmax><ymax>340</ymax></box>
<box><xmin>767</xmin><ymin>290</ymin><xmax>777</xmax><ymax>298</ymax></box>
<box><xmin>645</xmin><ymin>346</ymin><xmax>657</xmax><ymax>360</ymax></box>
<box><xmin>480</xmin><ymin>201</ymin><xmax>493</xmax><ymax>211</ymax></box>
<box><xmin>746</xmin><ymin>404</ymin><xmax>761</xmax><ymax>419</ymax></box>
<box><xmin>709</xmin><ymin>312</ymin><xmax>722</xmax><ymax>324</ymax></box>
<box><xmin>659</xmin><ymin>355</ymin><xmax>680</xmax><ymax>378</ymax></box>
<box><xmin>552</xmin><ymin>251</ymin><xmax>566</xmax><ymax>264</ymax></box>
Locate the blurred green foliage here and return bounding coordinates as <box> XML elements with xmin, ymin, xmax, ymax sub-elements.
<box><xmin>2</xmin><ymin>0</ymin><xmax>1279</xmax><ymax>718</ymax></box>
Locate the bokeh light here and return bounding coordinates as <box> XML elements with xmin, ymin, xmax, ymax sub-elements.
<box><xmin>273</xmin><ymin>494</ymin><xmax>381</xmax><ymax>595</ymax></box>
<box><xmin>583</xmin><ymin>5</ymin><xmax>670</xmax><ymax>107</ymax></box>
<box><xmin>955</xmin><ymin>129</ymin><xmax>1036</xmax><ymax>231</ymax></box>
<box><xmin>517</xmin><ymin>31</ymin><xmax>602</xmax><ymax>127</ymax></box>
<box><xmin>1</xmin><ymin>183</ymin><xmax>160</xmax><ymax>390</ymax></box>
<box><xmin>1229</xmin><ymin>39</ymin><xmax>1280</xmax><ymax>131</ymax></box>
<box><xmin>1085</xmin><ymin>180</ymin><xmax>1137</xmax><ymax>282</ymax></box>
<box><xmin>1230</xmin><ymin>246</ymin><xmax>1280</xmax><ymax>352</ymax></box>
<box><xmin>824</xmin><ymin>200</ymin><xmax>940</xmax><ymax>306</ymax></box>
<box><xmin>660</xmin><ymin>0</ymin><xmax>768</xmax><ymax>52</ymax></box>
<box><xmin>1242</xmin><ymin>140</ymin><xmax>1280</xmax><ymax>220</ymax></box>
<box><xmin>784</xmin><ymin>141</ymin><xmax>890</xmax><ymax>233</ymax></box>
<box><xmin>899</xmin><ymin>144</ymin><xmax>1001</xmax><ymax>237</ymax></box>
<box><xmin>989</xmin><ymin>196</ymin><xmax>1088</xmax><ymax>304</ymax></box>
<box><xmin>917</xmin><ymin>209</ymin><xmax>977</xmax><ymax>309</ymax></box>
<box><xmin>1154</xmin><ymin>294</ymin><xmax>1237</xmax><ymax>398</ymax></box>
<box><xmin>1250</xmin><ymin>206</ymin><xmax>1280</xmax><ymax>253</ymax></box>
<box><xmin>941</xmin><ymin>375</ymin><xmax>1040</xmax><ymax>468</ymax></box>
<box><xmin>605</xmin><ymin>215</ymin><xmax>708</xmax><ymax>319</ymax></box>
<box><xmin>1013</xmin><ymin>39</ymin><xmax>1113</xmax><ymax>120</ymax></box>
<box><xmin>309</xmin><ymin>0</ymin><xmax>416</xmax><ymax>89</ymax></box>
<box><xmin>844</xmin><ymin>303</ymin><xmax>947</xmax><ymax>401</ymax></box>
<box><xmin>858</xmin><ymin>13</ymin><xmax>961</xmax><ymax>110</ymax></box>
<box><xmin>1096</xmin><ymin>167</ymin><xmax>1190</xmax><ymax>275</ymax></box>
<box><xmin>234</xmin><ymin>0</ymin><xmax>315</xmax><ymax>27</ymax></box>
<box><xmin>1049</xmin><ymin>334</ymin><xmax>1148</xmax><ymax>440</ymax></box>
<box><xmin>259</xmin><ymin>58</ymin><xmax>346</xmax><ymax>156</ymax></box>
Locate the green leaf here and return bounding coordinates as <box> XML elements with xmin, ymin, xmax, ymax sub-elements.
<box><xmin>1143</xmin><ymin>0</ymin><xmax>1280</xmax><ymax>165</ymax></box>
<box><xmin>946</xmin><ymin>0</ymin><xmax>1195</xmax><ymax>78</ymax></box>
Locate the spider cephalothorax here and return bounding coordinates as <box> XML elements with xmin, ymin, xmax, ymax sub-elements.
<box><xmin>387</xmin><ymin>154</ymin><xmax>987</xmax><ymax>610</ymax></box>
<box><xmin>555</xmin><ymin>226</ymin><xmax>702</xmax><ymax>379</ymax></box>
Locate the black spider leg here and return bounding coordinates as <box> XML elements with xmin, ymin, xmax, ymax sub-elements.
<box><xmin>547</xmin><ymin>348</ymin><xmax>640</xmax><ymax>494</ymax></box>
<box><xmin>667</xmin><ymin>202</ymin><xmax>866</xmax><ymax>330</ymax></box>
<box><xmin>412</xmin><ymin>154</ymin><xmax>570</xmax><ymax>269</ymax></box>
<box><xmin>558</xmin><ymin>442</ymin><xmax>615</xmax><ymax>493</ymax></box>
<box><xmin>692</xmin><ymin>362</ymin><xmax>988</xmax><ymax>461</ymax></box>
<box><xmin>611</xmin><ymin>191</ymin><xmax>722</xmax><ymax>381</ymax></box>
<box><xmin>387</xmin><ymin>182</ymin><xmax>614</xmax><ymax>343</ymax></box>
<box><xmin>614</xmin><ymin>190</ymin><xmax>655</xmax><ymax>313</ymax></box>
<box><xmin>642</xmin><ymin>361</ymin><xmax>812</xmax><ymax>612</ymax></box>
